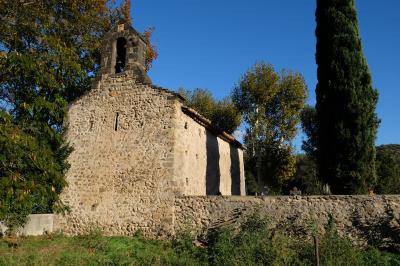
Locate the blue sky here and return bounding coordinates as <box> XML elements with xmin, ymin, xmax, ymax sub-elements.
<box><xmin>131</xmin><ymin>1</ymin><xmax>400</xmax><ymax>149</ymax></box>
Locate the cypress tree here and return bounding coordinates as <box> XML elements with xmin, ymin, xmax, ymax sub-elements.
<box><xmin>315</xmin><ymin>0</ymin><xmax>379</xmax><ymax>194</ymax></box>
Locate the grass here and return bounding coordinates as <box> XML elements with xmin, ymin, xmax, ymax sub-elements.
<box><xmin>0</xmin><ymin>231</ymin><xmax>205</xmax><ymax>266</ymax></box>
<box><xmin>0</xmin><ymin>216</ymin><xmax>399</xmax><ymax>266</ymax></box>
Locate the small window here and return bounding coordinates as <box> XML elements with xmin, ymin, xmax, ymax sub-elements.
<box><xmin>115</xmin><ymin>112</ymin><xmax>119</xmax><ymax>131</ymax></box>
<box><xmin>115</xmin><ymin>37</ymin><xmax>127</xmax><ymax>73</ymax></box>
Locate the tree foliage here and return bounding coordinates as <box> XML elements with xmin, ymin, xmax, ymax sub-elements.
<box><xmin>0</xmin><ymin>0</ymin><xmax>132</xmax><ymax>229</ymax></box>
<box><xmin>143</xmin><ymin>27</ymin><xmax>159</xmax><ymax>72</ymax></box>
<box><xmin>315</xmin><ymin>0</ymin><xmax>379</xmax><ymax>194</ymax></box>
<box><xmin>178</xmin><ymin>88</ymin><xmax>241</xmax><ymax>134</ymax></box>
<box><xmin>232</xmin><ymin>62</ymin><xmax>307</xmax><ymax>193</ymax></box>
<box><xmin>375</xmin><ymin>145</ymin><xmax>400</xmax><ymax>194</ymax></box>
<box><xmin>300</xmin><ymin>105</ymin><xmax>318</xmax><ymax>158</ymax></box>
<box><xmin>0</xmin><ymin>112</ymin><xmax>70</xmax><ymax>231</ymax></box>
<box><xmin>293</xmin><ymin>106</ymin><xmax>323</xmax><ymax>195</ymax></box>
<box><xmin>298</xmin><ymin>106</ymin><xmax>399</xmax><ymax>195</ymax></box>
<box><xmin>288</xmin><ymin>154</ymin><xmax>323</xmax><ymax>195</ymax></box>
<box><xmin>121</xmin><ymin>0</ymin><xmax>132</xmax><ymax>25</ymax></box>
<box><xmin>0</xmin><ymin>0</ymin><xmax>114</xmax><ymax>121</ymax></box>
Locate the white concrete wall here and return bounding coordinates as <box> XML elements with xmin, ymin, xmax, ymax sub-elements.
<box><xmin>0</xmin><ymin>214</ymin><xmax>54</xmax><ymax>236</ymax></box>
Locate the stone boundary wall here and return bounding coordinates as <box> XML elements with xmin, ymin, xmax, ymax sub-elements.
<box><xmin>174</xmin><ymin>195</ymin><xmax>400</xmax><ymax>250</ymax></box>
<box><xmin>0</xmin><ymin>214</ymin><xmax>54</xmax><ymax>236</ymax></box>
<box><xmin>3</xmin><ymin>195</ymin><xmax>399</xmax><ymax>252</ymax></box>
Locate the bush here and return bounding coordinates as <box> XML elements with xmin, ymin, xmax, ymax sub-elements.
<box><xmin>207</xmin><ymin>213</ymin><xmax>313</xmax><ymax>266</ymax></box>
<box><xmin>318</xmin><ymin>217</ymin><xmax>363</xmax><ymax>266</ymax></box>
<box><xmin>206</xmin><ymin>213</ymin><xmax>400</xmax><ymax>266</ymax></box>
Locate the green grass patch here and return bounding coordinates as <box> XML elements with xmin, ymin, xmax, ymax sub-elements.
<box><xmin>0</xmin><ymin>218</ymin><xmax>399</xmax><ymax>266</ymax></box>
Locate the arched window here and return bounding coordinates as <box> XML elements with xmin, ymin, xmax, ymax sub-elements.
<box><xmin>115</xmin><ymin>37</ymin><xmax>127</xmax><ymax>73</ymax></box>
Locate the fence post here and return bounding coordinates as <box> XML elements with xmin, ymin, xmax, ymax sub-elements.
<box><xmin>314</xmin><ymin>235</ymin><xmax>320</xmax><ymax>266</ymax></box>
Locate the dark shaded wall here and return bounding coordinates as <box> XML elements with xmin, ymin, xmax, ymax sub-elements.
<box><xmin>206</xmin><ymin>132</ymin><xmax>220</xmax><ymax>195</ymax></box>
<box><xmin>230</xmin><ymin>145</ymin><xmax>241</xmax><ymax>195</ymax></box>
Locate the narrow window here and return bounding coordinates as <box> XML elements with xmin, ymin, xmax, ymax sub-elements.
<box><xmin>115</xmin><ymin>112</ymin><xmax>119</xmax><ymax>131</ymax></box>
<box><xmin>115</xmin><ymin>37</ymin><xmax>127</xmax><ymax>73</ymax></box>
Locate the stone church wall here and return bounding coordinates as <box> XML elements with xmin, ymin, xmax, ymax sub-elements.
<box><xmin>56</xmin><ymin>73</ymin><xmax>246</xmax><ymax>236</ymax></box>
<box><xmin>57</xmin><ymin>75</ymin><xmax>179</xmax><ymax>236</ymax></box>
<box><xmin>174</xmin><ymin>195</ymin><xmax>400</xmax><ymax>249</ymax></box>
<box><xmin>54</xmin><ymin>22</ymin><xmax>246</xmax><ymax>237</ymax></box>
<box><xmin>173</xmin><ymin>104</ymin><xmax>245</xmax><ymax>196</ymax></box>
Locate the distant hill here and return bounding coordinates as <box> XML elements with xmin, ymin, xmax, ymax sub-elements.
<box><xmin>377</xmin><ymin>144</ymin><xmax>400</xmax><ymax>163</ymax></box>
<box><xmin>377</xmin><ymin>144</ymin><xmax>400</xmax><ymax>154</ymax></box>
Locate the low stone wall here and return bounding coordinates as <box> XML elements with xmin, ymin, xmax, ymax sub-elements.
<box><xmin>4</xmin><ymin>196</ymin><xmax>399</xmax><ymax>251</ymax></box>
<box><xmin>0</xmin><ymin>214</ymin><xmax>54</xmax><ymax>236</ymax></box>
<box><xmin>174</xmin><ymin>195</ymin><xmax>400</xmax><ymax>250</ymax></box>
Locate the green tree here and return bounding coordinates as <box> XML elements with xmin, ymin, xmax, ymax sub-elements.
<box><xmin>178</xmin><ymin>88</ymin><xmax>241</xmax><ymax>134</ymax></box>
<box><xmin>232</xmin><ymin>63</ymin><xmax>307</xmax><ymax>193</ymax></box>
<box><xmin>0</xmin><ymin>0</ymin><xmax>123</xmax><ymax>230</ymax></box>
<box><xmin>179</xmin><ymin>88</ymin><xmax>215</xmax><ymax>119</ymax></box>
<box><xmin>211</xmin><ymin>98</ymin><xmax>241</xmax><ymax>134</ymax></box>
<box><xmin>0</xmin><ymin>112</ymin><xmax>70</xmax><ymax>232</ymax></box>
<box><xmin>315</xmin><ymin>0</ymin><xmax>379</xmax><ymax>194</ymax></box>
<box><xmin>300</xmin><ymin>106</ymin><xmax>318</xmax><ymax>158</ymax></box>
<box><xmin>288</xmin><ymin>154</ymin><xmax>322</xmax><ymax>195</ymax></box>
<box><xmin>375</xmin><ymin>145</ymin><xmax>400</xmax><ymax>194</ymax></box>
<box><xmin>289</xmin><ymin>106</ymin><xmax>322</xmax><ymax>195</ymax></box>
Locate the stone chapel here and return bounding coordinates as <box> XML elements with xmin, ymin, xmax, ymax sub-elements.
<box><xmin>57</xmin><ymin>23</ymin><xmax>245</xmax><ymax>235</ymax></box>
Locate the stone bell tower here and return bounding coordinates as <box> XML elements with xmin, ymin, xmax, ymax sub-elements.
<box><xmin>98</xmin><ymin>23</ymin><xmax>151</xmax><ymax>84</ymax></box>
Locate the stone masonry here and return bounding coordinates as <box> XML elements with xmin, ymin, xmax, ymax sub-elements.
<box><xmin>55</xmin><ymin>23</ymin><xmax>245</xmax><ymax>236</ymax></box>
<box><xmin>175</xmin><ymin>195</ymin><xmax>400</xmax><ymax>250</ymax></box>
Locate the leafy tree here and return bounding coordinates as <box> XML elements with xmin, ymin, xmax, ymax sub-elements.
<box><xmin>0</xmin><ymin>0</ymin><xmax>128</xmax><ymax>229</ymax></box>
<box><xmin>0</xmin><ymin>112</ymin><xmax>70</xmax><ymax>232</ymax></box>
<box><xmin>300</xmin><ymin>106</ymin><xmax>318</xmax><ymax>158</ymax></box>
<box><xmin>211</xmin><ymin>98</ymin><xmax>241</xmax><ymax>134</ymax></box>
<box><xmin>179</xmin><ymin>88</ymin><xmax>215</xmax><ymax>118</ymax></box>
<box><xmin>290</xmin><ymin>106</ymin><xmax>322</xmax><ymax>195</ymax></box>
<box><xmin>288</xmin><ymin>154</ymin><xmax>322</xmax><ymax>195</ymax></box>
<box><xmin>315</xmin><ymin>0</ymin><xmax>379</xmax><ymax>194</ymax></box>
<box><xmin>0</xmin><ymin>1</ymin><xmax>158</xmax><ymax>229</ymax></box>
<box><xmin>232</xmin><ymin>62</ymin><xmax>307</xmax><ymax>193</ymax></box>
<box><xmin>375</xmin><ymin>145</ymin><xmax>400</xmax><ymax>194</ymax></box>
<box><xmin>244</xmin><ymin>172</ymin><xmax>259</xmax><ymax>196</ymax></box>
<box><xmin>178</xmin><ymin>88</ymin><xmax>241</xmax><ymax>134</ymax></box>
<box><xmin>0</xmin><ymin>1</ymin><xmax>112</xmax><ymax>110</ymax></box>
